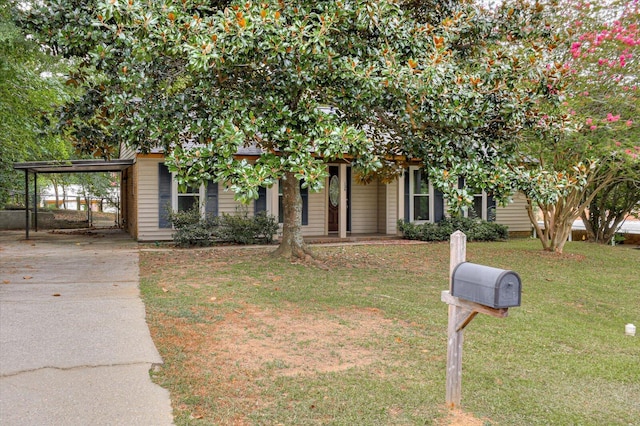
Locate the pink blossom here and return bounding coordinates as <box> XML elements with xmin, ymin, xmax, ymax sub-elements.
<box><xmin>606</xmin><ymin>113</ymin><xmax>620</xmax><ymax>122</ymax></box>
<box><xmin>626</xmin><ymin>120</ymin><xmax>633</xmax><ymax>127</ymax></box>
<box><xmin>615</xmin><ymin>141</ymin><xmax>622</xmax><ymax>146</ymax></box>
<box><xmin>590</xmin><ymin>125</ymin><xmax>597</xmax><ymax>131</ymax></box>
<box><xmin>582</xmin><ymin>91</ymin><xmax>589</xmax><ymax>96</ymax></box>
<box><xmin>586</xmin><ymin>118</ymin><xmax>593</xmax><ymax>125</ymax></box>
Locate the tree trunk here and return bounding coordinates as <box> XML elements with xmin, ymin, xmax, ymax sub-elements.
<box><xmin>53</xmin><ymin>183</ymin><xmax>60</xmax><ymax>209</ymax></box>
<box><xmin>272</xmin><ymin>172</ymin><xmax>313</xmax><ymax>259</ymax></box>
<box><xmin>527</xmin><ymin>198</ymin><xmax>579</xmax><ymax>254</ymax></box>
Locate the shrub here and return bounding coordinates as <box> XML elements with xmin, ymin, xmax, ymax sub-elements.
<box><xmin>212</xmin><ymin>211</ymin><xmax>279</xmax><ymax>245</ymax></box>
<box><xmin>168</xmin><ymin>206</ymin><xmax>278</xmax><ymax>247</ymax></box>
<box><xmin>398</xmin><ymin>217</ymin><xmax>508</xmax><ymax>242</ymax></box>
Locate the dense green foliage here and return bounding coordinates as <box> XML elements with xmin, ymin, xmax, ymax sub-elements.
<box><xmin>15</xmin><ymin>0</ymin><xmax>565</xmax><ymax>256</ymax></box>
<box><xmin>398</xmin><ymin>217</ymin><xmax>508</xmax><ymax>242</ymax></box>
<box><xmin>17</xmin><ymin>0</ymin><xmax>635</xmax><ymax>255</ymax></box>
<box><xmin>0</xmin><ymin>2</ymin><xmax>74</xmax><ymax>207</ymax></box>
<box><xmin>168</xmin><ymin>207</ymin><xmax>278</xmax><ymax>247</ymax></box>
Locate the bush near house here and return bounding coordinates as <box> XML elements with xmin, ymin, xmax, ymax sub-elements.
<box><xmin>398</xmin><ymin>217</ymin><xmax>508</xmax><ymax>242</ymax></box>
<box><xmin>168</xmin><ymin>207</ymin><xmax>279</xmax><ymax>247</ymax></box>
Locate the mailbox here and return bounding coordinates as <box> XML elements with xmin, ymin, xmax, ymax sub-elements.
<box><xmin>451</xmin><ymin>262</ymin><xmax>521</xmax><ymax>308</ymax></box>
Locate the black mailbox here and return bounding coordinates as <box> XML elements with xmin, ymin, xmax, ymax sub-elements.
<box><xmin>451</xmin><ymin>262</ymin><xmax>521</xmax><ymax>308</ymax></box>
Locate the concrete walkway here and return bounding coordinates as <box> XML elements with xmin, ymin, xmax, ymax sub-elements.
<box><xmin>0</xmin><ymin>229</ymin><xmax>173</xmax><ymax>425</ymax></box>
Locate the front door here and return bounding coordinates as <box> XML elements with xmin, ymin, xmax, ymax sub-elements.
<box><xmin>328</xmin><ymin>166</ymin><xmax>340</xmax><ymax>233</ymax></box>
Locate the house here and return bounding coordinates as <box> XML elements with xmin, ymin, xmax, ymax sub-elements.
<box><xmin>119</xmin><ymin>145</ymin><xmax>532</xmax><ymax>242</ymax></box>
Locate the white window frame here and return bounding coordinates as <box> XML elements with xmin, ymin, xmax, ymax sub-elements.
<box><xmin>457</xmin><ymin>177</ymin><xmax>490</xmax><ymax>221</ymax></box>
<box><xmin>409</xmin><ymin>166</ymin><xmax>435</xmax><ymax>223</ymax></box>
<box><xmin>171</xmin><ymin>175</ymin><xmax>206</xmax><ymax>216</ymax></box>
<box><xmin>461</xmin><ymin>190</ymin><xmax>488</xmax><ymax>220</ymax></box>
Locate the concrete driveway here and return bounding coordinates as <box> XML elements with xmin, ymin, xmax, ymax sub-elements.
<box><xmin>0</xmin><ymin>229</ymin><xmax>173</xmax><ymax>425</ymax></box>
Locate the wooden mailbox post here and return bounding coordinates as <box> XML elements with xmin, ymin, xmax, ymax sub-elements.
<box><xmin>441</xmin><ymin>231</ymin><xmax>519</xmax><ymax>408</ymax></box>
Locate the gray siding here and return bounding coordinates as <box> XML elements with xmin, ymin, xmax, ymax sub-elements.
<box><xmin>219</xmin><ymin>188</ymin><xmax>253</xmax><ymax>216</ymax></box>
<box><xmin>351</xmin><ymin>179</ymin><xmax>379</xmax><ymax>233</ymax></box>
<box><xmin>119</xmin><ymin>143</ymin><xmax>137</xmax><ymax>160</ymax></box>
<box><xmin>496</xmin><ymin>192</ymin><xmax>532</xmax><ymax>232</ymax></box>
<box><xmin>136</xmin><ymin>157</ymin><xmax>173</xmax><ymax>241</ymax></box>
<box><xmin>385</xmin><ymin>179</ymin><xmax>398</xmax><ymax>234</ymax></box>
<box><xmin>377</xmin><ymin>181</ymin><xmax>387</xmax><ymax>233</ymax></box>
<box><xmin>302</xmin><ymin>189</ymin><xmax>325</xmax><ymax>236</ymax></box>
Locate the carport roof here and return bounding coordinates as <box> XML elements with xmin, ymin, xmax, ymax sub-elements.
<box><xmin>13</xmin><ymin>159</ymin><xmax>134</xmax><ymax>174</ymax></box>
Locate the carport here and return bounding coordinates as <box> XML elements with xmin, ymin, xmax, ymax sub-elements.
<box><xmin>13</xmin><ymin>159</ymin><xmax>134</xmax><ymax>239</ymax></box>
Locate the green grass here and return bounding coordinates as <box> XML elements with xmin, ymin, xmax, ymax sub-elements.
<box><xmin>139</xmin><ymin>239</ymin><xmax>640</xmax><ymax>425</ymax></box>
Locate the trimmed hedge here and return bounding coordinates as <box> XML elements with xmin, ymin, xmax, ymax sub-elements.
<box><xmin>398</xmin><ymin>217</ymin><xmax>508</xmax><ymax>242</ymax></box>
<box><xmin>168</xmin><ymin>207</ymin><xmax>279</xmax><ymax>247</ymax></box>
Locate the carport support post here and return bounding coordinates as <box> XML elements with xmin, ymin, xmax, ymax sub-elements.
<box><xmin>34</xmin><ymin>172</ymin><xmax>38</xmax><ymax>232</ymax></box>
<box><xmin>24</xmin><ymin>170</ymin><xmax>29</xmax><ymax>240</ymax></box>
<box><xmin>446</xmin><ymin>230</ymin><xmax>469</xmax><ymax>408</ymax></box>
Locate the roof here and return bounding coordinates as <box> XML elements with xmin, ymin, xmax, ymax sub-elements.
<box><xmin>13</xmin><ymin>159</ymin><xmax>134</xmax><ymax>174</ymax></box>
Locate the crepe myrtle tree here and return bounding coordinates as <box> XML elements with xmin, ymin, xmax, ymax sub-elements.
<box><xmin>508</xmin><ymin>0</ymin><xmax>640</xmax><ymax>253</ymax></box>
<box><xmin>581</xmin><ymin>159</ymin><xmax>640</xmax><ymax>244</ymax></box>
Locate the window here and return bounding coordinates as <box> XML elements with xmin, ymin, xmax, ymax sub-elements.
<box><xmin>177</xmin><ymin>183</ymin><xmax>202</xmax><ymax>213</ymax></box>
<box><xmin>254</xmin><ymin>186</ymin><xmax>267</xmax><ymax>215</ymax></box>
<box><xmin>157</xmin><ymin>163</ymin><xmax>218</xmax><ymax>228</ymax></box>
<box><xmin>412</xmin><ymin>169</ymin><xmax>430</xmax><ymax>221</ymax></box>
<box><xmin>458</xmin><ymin>177</ymin><xmax>496</xmax><ymax>221</ymax></box>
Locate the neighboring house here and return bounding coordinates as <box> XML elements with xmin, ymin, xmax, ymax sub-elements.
<box><xmin>119</xmin><ymin>145</ymin><xmax>532</xmax><ymax>242</ymax></box>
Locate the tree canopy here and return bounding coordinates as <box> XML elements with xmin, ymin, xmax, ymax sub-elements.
<box><xmin>0</xmin><ymin>2</ymin><xmax>73</xmax><ymax>207</ymax></box>
<box><xmin>16</xmin><ymin>0</ymin><xmax>576</xmax><ymax>256</ymax></box>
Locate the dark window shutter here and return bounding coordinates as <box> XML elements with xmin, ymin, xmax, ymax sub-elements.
<box><xmin>404</xmin><ymin>171</ymin><xmax>410</xmax><ymax>222</ymax></box>
<box><xmin>206</xmin><ymin>182</ymin><xmax>218</xmax><ymax>216</ymax></box>
<box><xmin>301</xmin><ymin>184</ymin><xmax>308</xmax><ymax>226</ymax></box>
<box><xmin>487</xmin><ymin>195</ymin><xmax>497</xmax><ymax>222</ymax></box>
<box><xmin>434</xmin><ymin>189</ymin><xmax>445</xmax><ymax>223</ymax></box>
<box><xmin>346</xmin><ymin>167</ymin><xmax>352</xmax><ymax>232</ymax></box>
<box><xmin>158</xmin><ymin>163</ymin><xmax>172</xmax><ymax>228</ymax></box>
<box><xmin>254</xmin><ymin>186</ymin><xmax>267</xmax><ymax>215</ymax></box>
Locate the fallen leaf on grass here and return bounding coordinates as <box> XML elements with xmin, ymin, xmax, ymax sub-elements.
<box><xmin>162</xmin><ymin>287</ymin><xmax>169</xmax><ymax>293</ymax></box>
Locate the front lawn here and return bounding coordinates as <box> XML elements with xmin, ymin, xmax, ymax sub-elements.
<box><xmin>139</xmin><ymin>239</ymin><xmax>639</xmax><ymax>425</ymax></box>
